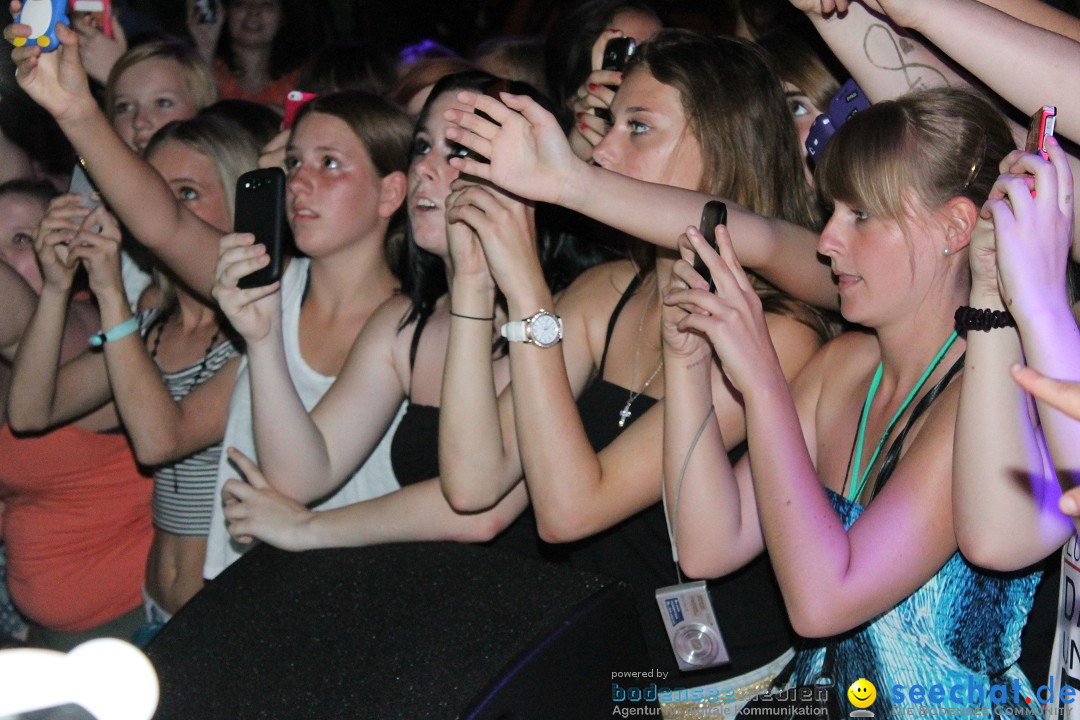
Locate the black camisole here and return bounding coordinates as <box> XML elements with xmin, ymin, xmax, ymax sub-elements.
<box><xmin>389</xmin><ymin>313</ymin><xmax>440</xmax><ymax>487</ymax></box>
<box><xmin>387</xmin><ymin>311</ymin><xmax>543</xmax><ymax>559</ymax></box>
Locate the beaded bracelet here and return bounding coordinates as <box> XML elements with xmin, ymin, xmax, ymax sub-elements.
<box><xmin>954</xmin><ymin>305</ymin><xmax>1016</xmax><ymax>333</ymax></box>
<box><xmin>89</xmin><ymin>316</ymin><xmax>141</xmax><ymax>347</ymax></box>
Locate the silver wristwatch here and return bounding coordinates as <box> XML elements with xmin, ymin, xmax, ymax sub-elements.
<box><xmin>500</xmin><ymin>309</ymin><xmax>563</xmax><ymax>348</ymax></box>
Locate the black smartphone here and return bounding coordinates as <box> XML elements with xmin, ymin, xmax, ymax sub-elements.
<box><xmin>693</xmin><ymin>201</ymin><xmax>727</xmax><ymax>293</ymax></box>
<box><xmin>234</xmin><ymin>168</ymin><xmax>286</xmax><ymax>289</ymax></box>
<box><xmin>596</xmin><ymin>37</ymin><xmax>637</xmax><ymax>123</ymax></box>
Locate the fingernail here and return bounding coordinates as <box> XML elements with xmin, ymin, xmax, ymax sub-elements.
<box><xmin>617</xmin><ymin>73</ymin><xmax>624</xmax><ymax>81</ymax></box>
<box><xmin>588</xmin><ymin>83</ymin><xmax>598</xmax><ymax>91</ymax></box>
<box><xmin>578</xmin><ymin>123</ymin><xmax>588</xmax><ymax>131</ymax></box>
<box><xmin>1009</xmin><ymin>363</ymin><xmax>1023</xmax><ymax>374</ymax></box>
<box><xmin>576</xmin><ymin>111</ymin><xmax>584</xmax><ymax>119</ymax></box>
<box><xmin>1061</xmin><ymin>495</ymin><xmax>1079</xmax><ymax>516</ymax></box>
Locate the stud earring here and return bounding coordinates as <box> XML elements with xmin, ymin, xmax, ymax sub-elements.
<box><xmin>943</xmin><ymin>247</ymin><xmax>951</xmax><ymax>256</ymax></box>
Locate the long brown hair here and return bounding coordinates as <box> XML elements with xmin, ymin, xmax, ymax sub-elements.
<box><xmin>625</xmin><ymin>30</ymin><xmax>830</xmax><ymax>338</ymax></box>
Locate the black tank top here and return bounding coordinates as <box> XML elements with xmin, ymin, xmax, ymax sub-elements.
<box><xmin>570</xmin><ymin>274</ymin><xmax>795</xmax><ymax>687</ymax></box>
<box><xmin>389</xmin><ymin>313</ymin><xmax>440</xmax><ymax>486</ymax></box>
<box><xmin>387</xmin><ymin>312</ymin><xmax>545</xmax><ymax>559</ymax></box>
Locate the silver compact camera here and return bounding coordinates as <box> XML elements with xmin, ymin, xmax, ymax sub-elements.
<box><xmin>655</xmin><ymin>581</ymin><xmax>730</xmax><ymax>672</ymax></box>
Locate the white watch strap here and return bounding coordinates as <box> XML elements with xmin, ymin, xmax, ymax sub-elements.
<box><xmin>500</xmin><ymin>320</ymin><xmax>528</xmax><ymax>343</ymax></box>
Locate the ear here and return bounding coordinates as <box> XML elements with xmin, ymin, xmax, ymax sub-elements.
<box><xmin>376</xmin><ymin>171</ymin><xmax>408</xmax><ymax>219</ymax></box>
<box><xmin>942</xmin><ymin>196</ymin><xmax>978</xmax><ymax>255</ymax></box>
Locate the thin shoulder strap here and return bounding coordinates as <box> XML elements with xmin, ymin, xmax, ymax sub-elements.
<box><xmin>597</xmin><ymin>274</ymin><xmax>643</xmax><ymax>378</ymax></box>
<box><xmin>869</xmin><ymin>353</ymin><xmax>965</xmax><ymax>501</ymax></box>
<box><xmin>408</xmin><ymin>312</ymin><xmax>431</xmax><ymax>375</ymax></box>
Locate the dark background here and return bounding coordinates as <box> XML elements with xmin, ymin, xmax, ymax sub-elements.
<box><xmin>124</xmin><ymin>0</ymin><xmax>752</xmax><ymax>54</ymax></box>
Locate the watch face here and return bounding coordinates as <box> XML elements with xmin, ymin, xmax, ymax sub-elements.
<box><xmin>530</xmin><ymin>313</ymin><xmax>561</xmax><ymax>347</ymax></box>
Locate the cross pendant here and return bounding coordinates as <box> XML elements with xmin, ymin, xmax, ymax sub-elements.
<box><xmin>618</xmin><ymin>408</ymin><xmax>632</xmax><ymax>427</ymax></box>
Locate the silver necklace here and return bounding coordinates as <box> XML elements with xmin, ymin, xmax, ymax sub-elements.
<box><xmin>618</xmin><ymin>281</ymin><xmax>664</xmax><ymax>428</ymax></box>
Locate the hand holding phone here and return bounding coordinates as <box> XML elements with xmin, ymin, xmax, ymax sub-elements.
<box><xmin>595</xmin><ymin>37</ymin><xmax>637</xmax><ymax>123</ymax></box>
<box><xmin>234</xmin><ymin>168</ymin><xmax>286</xmax><ymax>289</ymax></box>
<box><xmin>693</xmin><ymin>201</ymin><xmax>727</xmax><ymax>294</ymax></box>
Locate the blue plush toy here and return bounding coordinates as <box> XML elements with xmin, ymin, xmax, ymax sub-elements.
<box><xmin>13</xmin><ymin>0</ymin><xmax>69</xmax><ymax>51</ymax></box>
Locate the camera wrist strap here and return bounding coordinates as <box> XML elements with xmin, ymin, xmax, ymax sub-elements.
<box><xmin>660</xmin><ymin>403</ymin><xmax>716</xmax><ymax>585</ymax></box>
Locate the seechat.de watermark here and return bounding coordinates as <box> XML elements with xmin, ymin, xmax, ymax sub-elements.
<box><xmin>611</xmin><ymin>674</ymin><xmax>1076</xmax><ymax>718</ymax></box>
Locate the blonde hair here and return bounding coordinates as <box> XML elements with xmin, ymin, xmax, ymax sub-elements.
<box><xmin>144</xmin><ymin>115</ymin><xmax>260</xmax><ymax>312</ymax></box>
<box><xmin>144</xmin><ymin>114</ymin><xmax>260</xmax><ymax>218</ymax></box>
<box><xmin>816</xmin><ymin>87</ymin><xmax>1013</xmax><ymax>224</ymax></box>
<box><xmin>105</xmin><ymin>41</ymin><xmax>218</xmax><ymax>120</ymax></box>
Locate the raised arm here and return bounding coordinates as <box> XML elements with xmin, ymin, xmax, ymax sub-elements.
<box><xmin>502</xmin><ymin>265</ymin><xmax>657</xmax><ymax>542</ymax></box>
<box><xmin>6</xmin><ymin>202</ymin><xmax>113</xmax><ymax>431</ymax></box>
<box><xmin>222</xmin><ymin>451</ymin><xmax>529</xmax><ymax>550</ymax></box>
<box><xmin>979</xmin><ymin>0</ymin><xmax>1080</xmax><ymax>43</ymax></box>
<box><xmin>790</xmin><ymin>1</ymin><xmax>967</xmax><ymax>102</ymax></box>
<box><xmin>444</xmin><ymin>185</ymin><xmax>822</xmax><ymax>541</ymax></box>
<box><xmin>68</xmin><ymin>222</ymin><xmax>241</xmax><ymax>466</ymax></box>
<box><xmin>439</xmin><ymin>185</ymin><xmax>529</xmax><ymax>510</ymax></box>
<box><xmin>212</xmin><ymin>234</ymin><xmax>409</xmax><ymax>504</ymax></box>
<box><xmin>955</xmin><ymin>141</ymin><xmax>1078</xmax><ymax>567</ymax></box>
<box><xmin>442</xmin><ymin>92</ymin><xmax>837</xmax><ymax>309</ymax></box>
<box><xmin>6</xmin><ymin>19</ymin><xmax>222</xmax><ymax>297</ymax></box>
<box><xmin>663</xmin><ymin>225</ymin><xmax>962</xmax><ymax>638</ymax></box>
<box><xmin>795</xmin><ymin>0</ymin><xmax>1080</xmax><ymax>250</ymax></box>
<box><xmin>661</xmin><ymin>230</ymin><xmax>768</xmax><ymax>577</ymax></box>
<box><xmin>871</xmin><ymin>0</ymin><xmax>1080</xmax><ymax>141</ymax></box>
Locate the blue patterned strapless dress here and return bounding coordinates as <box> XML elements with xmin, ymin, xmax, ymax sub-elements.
<box><xmin>794</xmin><ymin>489</ymin><xmax>1042</xmax><ymax>718</ymax></box>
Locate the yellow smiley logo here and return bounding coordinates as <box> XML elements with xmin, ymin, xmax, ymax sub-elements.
<box><xmin>847</xmin><ymin>678</ymin><xmax>877</xmax><ymax>709</ymax></box>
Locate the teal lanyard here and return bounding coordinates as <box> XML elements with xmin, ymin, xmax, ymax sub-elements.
<box><xmin>847</xmin><ymin>331</ymin><xmax>959</xmax><ymax>503</ymax></box>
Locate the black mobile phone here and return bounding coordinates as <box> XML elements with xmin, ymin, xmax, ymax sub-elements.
<box><xmin>235</xmin><ymin>168</ymin><xmax>286</xmax><ymax>289</ymax></box>
<box><xmin>596</xmin><ymin>37</ymin><xmax>637</xmax><ymax>123</ymax></box>
<box><xmin>693</xmin><ymin>201</ymin><xmax>727</xmax><ymax>293</ymax></box>
<box><xmin>1025</xmin><ymin>105</ymin><xmax>1057</xmax><ymax>160</ymax></box>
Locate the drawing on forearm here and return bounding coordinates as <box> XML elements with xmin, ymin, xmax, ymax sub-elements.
<box><xmin>864</xmin><ymin>24</ymin><xmax>948</xmax><ymax>92</ymax></box>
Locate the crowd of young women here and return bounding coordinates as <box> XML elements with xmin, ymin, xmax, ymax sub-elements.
<box><xmin>4</xmin><ymin>0</ymin><xmax>1080</xmax><ymax>717</ymax></box>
